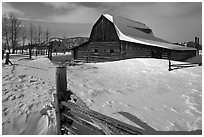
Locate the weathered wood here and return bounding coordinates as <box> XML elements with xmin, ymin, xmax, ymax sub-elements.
<box><xmin>53</xmin><ymin>93</ymin><xmax>61</xmax><ymax>135</ymax></box>
<box><xmin>5</xmin><ymin>52</ymin><xmax>9</xmax><ymax>64</ymax></box>
<box><xmin>61</xmin><ymin>101</ymin><xmax>142</xmax><ymax>135</ymax></box>
<box><xmin>62</xmin><ymin>112</ymin><xmax>105</xmax><ymax>135</ymax></box>
<box><xmin>55</xmin><ymin>66</ymin><xmax>68</xmax><ymax>134</ymax></box>
<box><xmin>89</xmin><ymin>16</ymin><xmax>119</xmax><ymax>42</ymax></box>
<box><xmin>2</xmin><ymin>50</ymin><xmax>5</xmax><ymax>60</ymax></box>
<box><xmin>168</xmin><ymin>59</ymin><xmax>171</xmax><ymax>71</ymax></box>
<box><xmin>61</xmin><ymin>124</ymin><xmax>77</xmax><ymax>135</ymax></box>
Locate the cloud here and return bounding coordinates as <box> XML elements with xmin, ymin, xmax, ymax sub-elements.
<box><xmin>2</xmin><ymin>2</ymin><xmax>24</xmax><ymax>17</ymax></box>
<box><xmin>46</xmin><ymin>5</ymin><xmax>102</xmax><ymax>23</ymax></box>
<box><xmin>152</xmin><ymin>2</ymin><xmax>202</xmax><ymax>18</ymax></box>
<box><xmin>43</xmin><ymin>2</ymin><xmax>77</xmax><ymax>10</ymax></box>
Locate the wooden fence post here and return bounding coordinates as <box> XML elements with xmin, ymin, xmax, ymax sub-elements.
<box><xmin>2</xmin><ymin>50</ymin><xmax>5</xmax><ymax>60</ymax></box>
<box><xmin>5</xmin><ymin>52</ymin><xmax>9</xmax><ymax>64</ymax></box>
<box><xmin>168</xmin><ymin>51</ymin><xmax>171</xmax><ymax>71</ymax></box>
<box><xmin>168</xmin><ymin>59</ymin><xmax>171</xmax><ymax>71</ymax></box>
<box><xmin>55</xmin><ymin>65</ymin><xmax>67</xmax><ymax>134</ymax></box>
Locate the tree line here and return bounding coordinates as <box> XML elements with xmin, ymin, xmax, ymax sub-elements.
<box><xmin>2</xmin><ymin>12</ymin><xmax>51</xmax><ymax>54</ymax></box>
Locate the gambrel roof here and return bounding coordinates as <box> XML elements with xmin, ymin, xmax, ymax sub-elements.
<box><xmin>103</xmin><ymin>14</ymin><xmax>196</xmax><ymax>51</ymax></box>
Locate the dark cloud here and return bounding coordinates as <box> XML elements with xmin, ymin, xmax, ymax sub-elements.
<box><xmin>76</xmin><ymin>2</ymin><xmax>156</xmax><ymax>9</ymax></box>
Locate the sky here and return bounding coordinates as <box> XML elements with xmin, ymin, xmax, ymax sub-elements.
<box><xmin>2</xmin><ymin>1</ymin><xmax>202</xmax><ymax>43</ymax></box>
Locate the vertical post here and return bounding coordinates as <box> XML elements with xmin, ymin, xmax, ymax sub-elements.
<box><xmin>5</xmin><ymin>52</ymin><xmax>9</xmax><ymax>65</ymax></box>
<box><xmin>36</xmin><ymin>45</ymin><xmax>38</xmax><ymax>57</ymax></box>
<box><xmin>48</xmin><ymin>42</ymin><xmax>52</xmax><ymax>60</ymax></box>
<box><xmin>2</xmin><ymin>50</ymin><xmax>5</xmax><ymax>60</ymax></box>
<box><xmin>48</xmin><ymin>44</ymin><xmax>50</xmax><ymax>59</ymax></box>
<box><xmin>55</xmin><ymin>66</ymin><xmax>67</xmax><ymax>135</ymax></box>
<box><xmin>168</xmin><ymin>51</ymin><xmax>171</xmax><ymax>71</ymax></box>
<box><xmin>168</xmin><ymin>59</ymin><xmax>171</xmax><ymax>71</ymax></box>
<box><xmin>197</xmin><ymin>38</ymin><xmax>199</xmax><ymax>55</ymax></box>
<box><xmin>29</xmin><ymin>43</ymin><xmax>32</xmax><ymax>59</ymax></box>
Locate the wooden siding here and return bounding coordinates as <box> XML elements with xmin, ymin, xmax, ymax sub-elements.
<box><xmin>52</xmin><ymin>41</ymin><xmax>67</xmax><ymax>53</ymax></box>
<box><xmin>89</xmin><ymin>16</ymin><xmax>119</xmax><ymax>42</ymax></box>
<box><xmin>72</xmin><ymin>15</ymin><xmax>196</xmax><ymax>62</ymax></box>
<box><xmin>120</xmin><ymin>41</ymin><xmax>169</xmax><ymax>60</ymax></box>
<box><xmin>73</xmin><ymin>43</ymin><xmax>89</xmax><ymax>61</ymax></box>
<box><xmin>89</xmin><ymin>42</ymin><xmax>120</xmax><ymax>62</ymax></box>
<box><xmin>170</xmin><ymin>50</ymin><xmax>196</xmax><ymax>61</ymax></box>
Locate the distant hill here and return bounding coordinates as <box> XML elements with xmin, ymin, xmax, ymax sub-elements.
<box><xmin>62</xmin><ymin>37</ymin><xmax>89</xmax><ymax>50</ymax></box>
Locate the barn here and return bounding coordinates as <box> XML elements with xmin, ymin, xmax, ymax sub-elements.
<box><xmin>70</xmin><ymin>14</ymin><xmax>196</xmax><ymax>62</ymax></box>
<box><xmin>50</xmin><ymin>37</ymin><xmax>68</xmax><ymax>54</ymax></box>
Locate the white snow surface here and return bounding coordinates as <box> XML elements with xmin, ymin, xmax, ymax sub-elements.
<box><xmin>2</xmin><ymin>56</ymin><xmax>57</xmax><ymax>135</ymax></box>
<box><xmin>2</xmin><ymin>55</ymin><xmax>202</xmax><ymax>134</ymax></box>
<box><xmin>67</xmin><ymin>58</ymin><xmax>202</xmax><ymax>131</ymax></box>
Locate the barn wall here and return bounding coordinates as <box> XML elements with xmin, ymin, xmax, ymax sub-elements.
<box><xmin>89</xmin><ymin>16</ymin><xmax>119</xmax><ymax>42</ymax></box>
<box><xmin>52</xmin><ymin>41</ymin><xmax>67</xmax><ymax>53</ymax></box>
<box><xmin>73</xmin><ymin>43</ymin><xmax>89</xmax><ymax>61</ymax></box>
<box><xmin>89</xmin><ymin>41</ymin><xmax>120</xmax><ymax>62</ymax></box>
<box><xmin>121</xmin><ymin>41</ymin><xmax>169</xmax><ymax>60</ymax></box>
<box><xmin>170</xmin><ymin>50</ymin><xmax>196</xmax><ymax>61</ymax></box>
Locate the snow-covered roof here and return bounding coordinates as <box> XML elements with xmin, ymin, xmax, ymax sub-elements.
<box><xmin>49</xmin><ymin>37</ymin><xmax>63</xmax><ymax>42</ymax></box>
<box><xmin>103</xmin><ymin>14</ymin><xmax>196</xmax><ymax>51</ymax></box>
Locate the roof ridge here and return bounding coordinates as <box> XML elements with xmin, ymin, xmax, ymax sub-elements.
<box><xmin>118</xmin><ymin>16</ymin><xmax>146</xmax><ymax>27</ymax></box>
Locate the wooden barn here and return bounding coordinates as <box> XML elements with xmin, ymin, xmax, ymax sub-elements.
<box><xmin>70</xmin><ymin>14</ymin><xmax>196</xmax><ymax>62</ymax></box>
<box><xmin>50</xmin><ymin>37</ymin><xmax>68</xmax><ymax>54</ymax></box>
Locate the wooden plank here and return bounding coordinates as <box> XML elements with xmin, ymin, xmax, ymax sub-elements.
<box><xmin>53</xmin><ymin>93</ymin><xmax>61</xmax><ymax>135</ymax></box>
<box><xmin>61</xmin><ymin>124</ymin><xmax>77</xmax><ymax>135</ymax></box>
<box><xmin>61</xmin><ymin>101</ymin><xmax>142</xmax><ymax>135</ymax></box>
<box><xmin>62</xmin><ymin>112</ymin><xmax>105</xmax><ymax>135</ymax></box>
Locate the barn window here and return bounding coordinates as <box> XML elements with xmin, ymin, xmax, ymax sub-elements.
<box><xmin>110</xmin><ymin>49</ymin><xmax>114</xmax><ymax>53</ymax></box>
<box><xmin>94</xmin><ymin>49</ymin><xmax>98</xmax><ymax>53</ymax></box>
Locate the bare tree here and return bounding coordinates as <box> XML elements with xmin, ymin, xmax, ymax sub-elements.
<box><xmin>45</xmin><ymin>28</ymin><xmax>51</xmax><ymax>58</ymax></box>
<box><xmin>29</xmin><ymin>23</ymin><xmax>35</xmax><ymax>59</ymax></box>
<box><xmin>21</xmin><ymin>26</ymin><xmax>27</xmax><ymax>54</ymax></box>
<box><xmin>9</xmin><ymin>12</ymin><xmax>22</xmax><ymax>54</ymax></box>
<box><xmin>2</xmin><ymin>14</ymin><xmax>11</xmax><ymax>53</ymax></box>
<box><xmin>33</xmin><ymin>25</ymin><xmax>37</xmax><ymax>44</ymax></box>
<box><xmin>45</xmin><ymin>28</ymin><xmax>50</xmax><ymax>44</ymax></box>
<box><xmin>38</xmin><ymin>24</ymin><xmax>42</xmax><ymax>43</ymax></box>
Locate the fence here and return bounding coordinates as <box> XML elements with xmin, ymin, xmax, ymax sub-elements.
<box><xmin>54</xmin><ymin>65</ymin><xmax>143</xmax><ymax>135</ymax></box>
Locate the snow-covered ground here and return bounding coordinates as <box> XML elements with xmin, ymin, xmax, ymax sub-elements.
<box><xmin>1</xmin><ymin>54</ymin><xmax>202</xmax><ymax>134</ymax></box>
<box><xmin>2</xmin><ymin>55</ymin><xmax>57</xmax><ymax>135</ymax></box>
<box><xmin>67</xmin><ymin>58</ymin><xmax>202</xmax><ymax>132</ymax></box>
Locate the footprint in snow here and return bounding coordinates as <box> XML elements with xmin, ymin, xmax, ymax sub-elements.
<box><xmin>29</xmin><ymin>79</ymin><xmax>37</xmax><ymax>83</ymax></box>
<box><xmin>18</xmin><ymin>74</ymin><xmax>26</xmax><ymax>79</ymax></box>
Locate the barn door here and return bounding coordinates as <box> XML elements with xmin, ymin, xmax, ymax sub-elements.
<box><xmin>74</xmin><ymin>50</ymin><xmax>78</xmax><ymax>60</ymax></box>
<box><xmin>120</xmin><ymin>41</ymin><xmax>126</xmax><ymax>59</ymax></box>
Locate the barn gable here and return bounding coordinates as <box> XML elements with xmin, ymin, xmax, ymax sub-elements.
<box><xmin>89</xmin><ymin>15</ymin><xmax>119</xmax><ymax>42</ymax></box>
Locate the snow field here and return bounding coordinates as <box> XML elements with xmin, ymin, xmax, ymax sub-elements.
<box><xmin>67</xmin><ymin>58</ymin><xmax>202</xmax><ymax>131</ymax></box>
